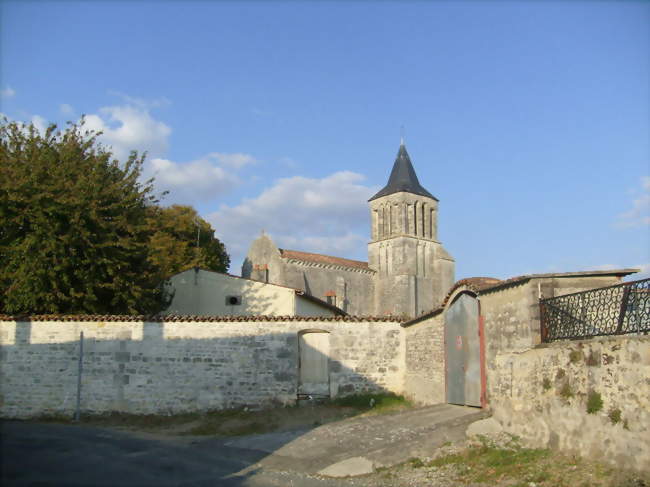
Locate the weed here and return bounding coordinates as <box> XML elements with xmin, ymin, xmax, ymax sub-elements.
<box><xmin>542</xmin><ymin>377</ymin><xmax>552</xmax><ymax>391</ymax></box>
<box><xmin>608</xmin><ymin>408</ymin><xmax>622</xmax><ymax>425</ymax></box>
<box><xmin>586</xmin><ymin>391</ymin><xmax>604</xmax><ymax>414</ymax></box>
<box><xmin>408</xmin><ymin>457</ymin><xmax>425</xmax><ymax>468</ymax></box>
<box><xmin>569</xmin><ymin>350</ymin><xmax>583</xmax><ymax>364</ymax></box>
<box><xmin>560</xmin><ymin>382</ymin><xmax>574</xmax><ymax>399</ymax></box>
<box><xmin>528</xmin><ymin>470</ymin><xmax>551</xmax><ymax>482</ymax></box>
<box><xmin>556</xmin><ymin>368</ymin><xmax>566</xmax><ymax>380</ymax></box>
<box><xmin>428</xmin><ymin>441</ymin><xmax>550</xmax><ymax>483</ymax></box>
<box><xmin>428</xmin><ymin>453</ymin><xmax>464</xmax><ymax>467</ymax></box>
<box><xmin>330</xmin><ymin>393</ymin><xmax>411</xmax><ymax>412</ymax></box>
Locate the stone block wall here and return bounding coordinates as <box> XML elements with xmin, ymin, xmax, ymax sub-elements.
<box><xmin>403</xmin><ymin>313</ymin><xmax>446</xmax><ymax>405</ymax></box>
<box><xmin>480</xmin><ymin>282</ymin><xmax>539</xmax><ymax>384</ymax></box>
<box><xmin>479</xmin><ymin>275</ymin><xmax>627</xmax><ymax>404</ymax></box>
<box><xmin>489</xmin><ymin>336</ymin><xmax>650</xmax><ymax>473</ymax></box>
<box><xmin>0</xmin><ymin>317</ymin><xmax>404</xmax><ymax>418</ymax></box>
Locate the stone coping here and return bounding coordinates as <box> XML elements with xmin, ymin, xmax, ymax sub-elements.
<box><xmin>0</xmin><ymin>314</ymin><xmax>402</xmax><ymax>323</ymax></box>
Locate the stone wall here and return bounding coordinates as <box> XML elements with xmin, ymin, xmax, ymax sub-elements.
<box><xmin>241</xmin><ymin>232</ymin><xmax>376</xmax><ymax>316</ymax></box>
<box><xmin>479</xmin><ymin>274</ymin><xmax>626</xmax><ymax>402</ymax></box>
<box><xmin>281</xmin><ymin>262</ymin><xmax>375</xmax><ymax>316</ymax></box>
<box><xmin>402</xmin><ymin>313</ymin><xmax>445</xmax><ymax>405</ymax></box>
<box><xmin>489</xmin><ymin>336</ymin><xmax>650</xmax><ymax>473</ymax></box>
<box><xmin>0</xmin><ymin>317</ymin><xmax>404</xmax><ymax>418</ymax></box>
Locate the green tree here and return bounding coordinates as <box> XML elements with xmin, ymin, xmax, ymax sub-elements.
<box><xmin>0</xmin><ymin>118</ymin><xmax>166</xmax><ymax>314</ymax></box>
<box><xmin>147</xmin><ymin>204</ymin><xmax>230</xmax><ymax>279</ymax></box>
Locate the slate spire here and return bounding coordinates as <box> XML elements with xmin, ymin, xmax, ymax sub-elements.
<box><xmin>368</xmin><ymin>142</ymin><xmax>437</xmax><ymax>201</ymax></box>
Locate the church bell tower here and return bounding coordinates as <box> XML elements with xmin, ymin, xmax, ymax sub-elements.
<box><xmin>368</xmin><ymin>141</ymin><xmax>455</xmax><ymax>317</ymax></box>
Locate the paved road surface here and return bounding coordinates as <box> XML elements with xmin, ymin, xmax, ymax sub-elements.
<box><xmin>1</xmin><ymin>404</ymin><xmax>485</xmax><ymax>486</ymax></box>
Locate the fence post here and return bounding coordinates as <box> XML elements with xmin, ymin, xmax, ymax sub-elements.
<box><xmin>74</xmin><ymin>331</ymin><xmax>84</xmax><ymax>422</ymax></box>
<box><xmin>539</xmin><ymin>300</ymin><xmax>548</xmax><ymax>342</ymax></box>
<box><xmin>616</xmin><ymin>287</ymin><xmax>631</xmax><ymax>335</ymax></box>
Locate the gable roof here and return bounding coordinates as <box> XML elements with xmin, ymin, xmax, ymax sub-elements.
<box><xmin>369</xmin><ymin>143</ymin><xmax>437</xmax><ymax>202</ymax></box>
<box><xmin>279</xmin><ymin>249</ymin><xmax>370</xmax><ymax>271</ymax></box>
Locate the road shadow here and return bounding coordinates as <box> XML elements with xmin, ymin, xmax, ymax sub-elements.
<box><xmin>0</xmin><ymin>319</ymin><xmax>404</xmax><ymax>486</ymax></box>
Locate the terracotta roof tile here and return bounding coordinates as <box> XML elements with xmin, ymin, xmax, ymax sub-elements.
<box><xmin>279</xmin><ymin>249</ymin><xmax>370</xmax><ymax>270</ymax></box>
<box><xmin>0</xmin><ymin>314</ymin><xmax>400</xmax><ymax>323</ymax></box>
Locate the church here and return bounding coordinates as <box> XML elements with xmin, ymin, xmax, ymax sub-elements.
<box><xmin>242</xmin><ymin>141</ymin><xmax>455</xmax><ymax>317</ymax></box>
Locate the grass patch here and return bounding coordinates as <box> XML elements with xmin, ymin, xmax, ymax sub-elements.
<box><xmin>542</xmin><ymin>377</ymin><xmax>552</xmax><ymax>391</ymax></box>
<box><xmin>406</xmin><ymin>437</ymin><xmax>650</xmax><ymax>487</ymax></box>
<box><xmin>422</xmin><ymin>438</ymin><xmax>551</xmax><ymax>484</ymax></box>
<box><xmin>330</xmin><ymin>393</ymin><xmax>411</xmax><ymax>413</ymax></box>
<box><xmin>587</xmin><ymin>391</ymin><xmax>604</xmax><ymax>414</ymax></box>
<box><xmin>24</xmin><ymin>399</ymin><xmax>402</xmax><ymax>437</ymax></box>
<box><xmin>428</xmin><ymin>452</ymin><xmax>465</xmax><ymax>467</ymax></box>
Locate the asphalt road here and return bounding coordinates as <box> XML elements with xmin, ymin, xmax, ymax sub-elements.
<box><xmin>0</xmin><ymin>421</ymin><xmax>336</xmax><ymax>487</ymax></box>
<box><xmin>1</xmin><ymin>405</ymin><xmax>483</xmax><ymax>486</ymax></box>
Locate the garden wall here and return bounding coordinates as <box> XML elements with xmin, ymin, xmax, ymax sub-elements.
<box><xmin>490</xmin><ymin>336</ymin><xmax>650</xmax><ymax>473</ymax></box>
<box><xmin>0</xmin><ymin>316</ymin><xmax>404</xmax><ymax>418</ymax></box>
<box><xmin>402</xmin><ymin>313</ymin><xmax>445</xmax><ymax>405</ymax></box>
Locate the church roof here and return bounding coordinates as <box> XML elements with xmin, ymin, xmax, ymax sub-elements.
<box><xmin>279</xmin><ymin>249</ymin><xmax>370</xmax><ymax>270</ymax></box>
<box><xmin>369</xmin><ymin>142</ymin><xmax>437</xmax><ymax>202</ymax></box>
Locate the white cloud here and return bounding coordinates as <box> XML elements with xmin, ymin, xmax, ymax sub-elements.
<box><xmin>83</xmin><ymin>104</ymin><xmax>171</xmax><ymax>161</ymax></box>
<box><xmin>1</xmin><ymin>87</ymin><xmax>15</xmax><ymax>98</ymax></box>
<box><xmin>617</xmin><ymin>176</ymin><xmax>650</xmax><ymax>227</ymax></box>
<box><xmin>30</xmin><ymin>115</ymin><xmax>47</xmax><ymax>135</ymax></box>
<box><xmin>59</xmin><ymin>103</ymin><xmax>74</xmax><ymax>115</ymax></box>
<box><xmin>208</xmin><ymin>171</ymin><xmax>379</xmax><ymax>271</ymax></box>
<box><xmin>144</xmin><ymin>155</ymin><xmax>241</xmax><ymax>204</ymax></box>
<box><xmin>108</xmin><ymin>90</ymin><xmax>171</xmax><ymax>109</ymax></box>
<box><xmin>634</xmin><ymin>263</ymin><xmax>650</xmax><ymax>280</ymax></box>
<box><xmin>207</xmin><ymin>152</ymin><xmax>257</xmax><ymax>169</ymax></box>
<box><xmin>278</xmin><ymin>156</ymin><xmax>299</xmax><ymax>169</ymax></box>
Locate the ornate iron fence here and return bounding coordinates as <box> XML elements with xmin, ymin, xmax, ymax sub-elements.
<box><xmin>540</xmin><ymin>278</ymin><xmax>650</xmax><ymax>342</ymax></box>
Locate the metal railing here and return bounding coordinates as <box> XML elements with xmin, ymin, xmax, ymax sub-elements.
<box><xmin>540</xmin><ymin>278</ymin><xmax>650</xmax><ymax>342</ymax></box>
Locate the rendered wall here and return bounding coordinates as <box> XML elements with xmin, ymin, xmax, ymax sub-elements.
<box><xmin>490</xmin><ymin>336</ymin><xmax>650</xmax><ymax>473</ymax></box>
<box><xmin>165</xmin><ymin>269</ymin><xmax>303</xmax><ymax>317</ymax></box>
<box><xmin>0</xmin><ymin>318</ymin><xmax>403</xmax><ymax>418</ymax></box>
<box><xmin>403</xmin><ymin>314</ymin><xmax>446</xmax><ymax>405</ymax></box>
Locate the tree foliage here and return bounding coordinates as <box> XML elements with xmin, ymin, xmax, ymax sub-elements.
<box><xmin>146</xmin><ymin>204</ymin><xmax>230</xmax><ymax>279</ymax></box>
<box><xmin>0</xmin><ymin>119</ymin><xmax>171</xmax><ymax>314</ymax></box>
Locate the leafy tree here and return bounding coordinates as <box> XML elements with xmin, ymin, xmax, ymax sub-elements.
<box><xmin>0</xmin><ymin>118</ymin><xmax>166</xmax><ymax>314</ymax></box>
<box><xmin>147</xmin><ymin>204</ymin><xmax>230</xmax><ymax>279</ymax></box>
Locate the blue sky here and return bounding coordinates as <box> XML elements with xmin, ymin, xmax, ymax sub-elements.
<box><xmin>2</xmin><ymin>0</ymin><xmax>648</xmax><ymax>280</ymax></box>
